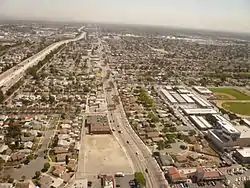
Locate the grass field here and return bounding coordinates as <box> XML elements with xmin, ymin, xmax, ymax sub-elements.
<box><xmin>210</xmin><ymin>88</ymin><xmax>250</xmax><ymax>100</ymax></box>
<box><xmin>222</xmin><ymin>102</ymin><xmax>250</xmax><ymax>116</ymax></box>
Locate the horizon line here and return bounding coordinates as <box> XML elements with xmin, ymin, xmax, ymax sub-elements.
<box><xmin>0</xmin><ymin>16</ymin><xmax>250</xmax><ymax>35</ymax></box>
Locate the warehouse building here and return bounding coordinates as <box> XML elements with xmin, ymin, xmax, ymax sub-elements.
<box><xmin>86</xmin><ymin>114</ymin><xmax>111</xmax><ymax>134</ymax></box>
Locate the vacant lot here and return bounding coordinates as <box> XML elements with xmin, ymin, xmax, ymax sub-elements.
<box><xmin>84</xmin><ymin>135</ymin><xmax>133</xmax><ymax>176</ymax></box>
<box><xmin>210</xmin><ymin>88</ymin><xmax>250</xmax><ymax>100</ymax></box>
<box><xmin>222</xmin><ymin>102</ymin><xmax>250</xmax><ymax>116</ymax></box>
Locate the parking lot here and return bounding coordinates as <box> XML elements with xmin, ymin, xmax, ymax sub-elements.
<box><xmin>220</xmin><ymin>166</ymin><xmax>250</xmax><ymax>188</ymax></box>
<box><xmin>84</xmin><ymin>135</ymin><xmax>134</xmax><ymax>176</ymax></box>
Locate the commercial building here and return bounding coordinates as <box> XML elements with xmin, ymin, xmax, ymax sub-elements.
<box><xmin>193</xmin><ymin>86</ymin><xmax>212</xmax><ymax>95</ymax></box>
<box><xmin>189</xmin><ymin>116</ymin><xmax>212</xmax><ymax>130</ymax></box>
<box><xmin>207</xmin><ymin>117</ymin><xmax>250</xmax><ymax>151</ymax></box>
<box><xmin>161</xmin><ymin>88</ymin><xmax>178</xmax><ymax>104</ymax></box>
<box><xmin>182</xmin><ymin>108</ymin><xmax>217</xmax><ymax>115</ymax></box>
<box><xmin>172</xmin><ymin>93</ymin><xmax>186</xmax><ymax>103</ymax></box>
<box><xmin>234</xmin><ymin>147</ymin><xmax>250</xmax><ymax>163</ymax></box>
<box><xmin>189</xmin><ymin>94</ymin><xmax>212</xmax><ymax>107</ymax></box>
<box><xmin>86</xmin><ymin>114</ymin><xmax>111</xmax><ymax>134</ymax></box>
<box><xmin>193</xmin><ymin>167</ymin><xmax>225</xmax><ymax>182</ymax></box>
<box><xmin>180</xmin><ymin>94</ymin><xmax>195</xmax><ymax>103</ymax></box>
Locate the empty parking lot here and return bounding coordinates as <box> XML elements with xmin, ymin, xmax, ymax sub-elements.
<box><xmin>83</xmin><ymin>134</ymin><xmax>133</xmax><ymax>176</ymax></box>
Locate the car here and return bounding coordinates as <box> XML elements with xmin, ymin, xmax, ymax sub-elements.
<box><xmin>211</xmin><ymin>181</ymin><xmax>216</xmax><ymax>186</ymax></box>
<box><xmin>126</xmin><ymin>141</ymin><xmax>129</xmax><ymax>144</ymax></box>
<box><xmin>145</xmin><ymin>168</ymin><xmax>148</xmax><ymax>173</ymax></box>
<box><xmin>87</xmin><ymin>181</ymin><xmax>92</xmax><ymax>186</ymax></box>
<box><xmin>129</xmin><ymin>180</ymin><xmax>136</xmax><ymax>186</ymax></box>
<box><xmin>136</xmin><ymin>152</ymin><xmax>138</xmax><ymax>155</ymax></box>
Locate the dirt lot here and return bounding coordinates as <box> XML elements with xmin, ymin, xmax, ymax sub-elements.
<box><xmin>84</xmin><ymin>135</ymin><xmax>133</xmax><ymax>176</ymax></box>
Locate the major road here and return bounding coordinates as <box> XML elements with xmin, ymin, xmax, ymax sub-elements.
<box><xmin>103</xmin><ymin>68</ymin><xmax>168</xmax><ymax>188</ymax></box>
<box><xmin>0</xmin><ymin>30</ymin><xmax>86</xmax><ymax>93</ymax></box>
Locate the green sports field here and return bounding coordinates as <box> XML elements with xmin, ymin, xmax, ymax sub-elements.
<box><xmin>209</xmin><ymin>88</ymin><xmax>250</xmax><ymax>100</ymax></box>
<box><xmin>222</xmin><ymin>102</ymin><xmax>250</xmax><ymax>116</ymax></box>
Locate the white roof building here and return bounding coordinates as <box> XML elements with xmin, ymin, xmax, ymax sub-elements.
<box><xmin>193</xmin><ymin>86</ymin><xmax>212</xmax><ymax>94</ymax></box>
<box><xmin>182</xmin><ymin>108</ymin><xmax>217</xmax><ymax>115</ymax></box>
<box><xmin>236</xmin><ymin>148</ymin><xmax>250</xmax><ymax>158</ymax></box>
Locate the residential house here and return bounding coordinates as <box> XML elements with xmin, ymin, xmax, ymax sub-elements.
<box><xmin>39</xmin><ymin>175</ymin><xmax>54</xmax><ymax>188</ymax></box>
<box><xmin>58</xmin><ymin>140</ymin><xmax>71</xmax><ymax>147</ymax></box>
<box><xmin>23</xmin><ymin>141</ymin><xmax>33</xmax><ymax>149</ymax></box>
<box><xmin>54</xmin><ymin>147</ymin><xmax>68</xmax><ymax>154</ymax></box>
<box><xmin>0</xmin><ymin>183</ymin><xmax>13</xmax><ymax>188</ymax></box>
<box><xmin>56</xmin><ymin>154</ymin><xmax>68</xmax><ymax>162</ymax></box>
<box><xmin>10</xmin><ymin>152</ymin><xmax>25</xmax><ymax>162</ymax></box>
<box><xmin>146</xmin><ymin>131</ymin><xmax>160</xmax><ymax>139</ymax></box>
<box><xmin>52</xmin><ymin>165</ymin><xmax>66</xmax><ymax>177</ymax></box>
<box><xmin>21</xmin><ymin>136</ymin><xmax>35</xmax><ymax>142</ymax></box>
<box><xmin>67</xmin><ymin>160</ymin><xmax>76</xmax><ymax>172</ymax></box>
<box><xmin>15</xmin><ymin>180</ymin><xmax>36</xmax><ymax>188</ymax></box>
<box><xmin>62</xmin><ymin>173</ymin><xmax>74</xmax><ymax>183</ymax></box>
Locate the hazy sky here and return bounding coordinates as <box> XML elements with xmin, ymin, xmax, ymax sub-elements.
<box><xmin>0</xmin><ymin>0</ymin><xmax>250</xmax><ymax>32</ymax></box>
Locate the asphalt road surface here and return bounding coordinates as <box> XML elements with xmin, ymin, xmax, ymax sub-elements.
<box><xmin>104</xmin><ymin>74</ymin><xmax>168</xmax><ymax>188</ymax></box>
<box><xmin>0</xmin><ymin>30</ymin><xmax>86</xmax><ymax>93</ymax></box>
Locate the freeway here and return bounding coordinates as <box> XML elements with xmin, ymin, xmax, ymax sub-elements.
<box><xmin>0</xmin><ymin>30</ymin><xmax>86</xmax><ymax>93</ymax></box>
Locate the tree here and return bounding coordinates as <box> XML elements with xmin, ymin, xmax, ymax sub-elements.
<box><xmin>180</xmin><ymin>145</ymin><xmax>187</xmax><ymax>150</ymax></box>
<box><xmin>134</xmin><ymin>172</ymin><xmax>146</xmax><ymax>187</ymax></box>
<box><xmin>49</xmin><ymin>95</ymin><xmax>55</xmax><ymax>104</ymax></box>
<box><xmin>156</xmin><ymin>140</ymin><xmax>165</xmax><ymax>150</ymax></box>
<box><xmin>6</xmin><ymin>120</ymin><xmax>21</xmax><ymax>146</ymax></box>
<box><xmin>244</xmin><ymin>180</ymin><xmax>250</xmax><ymax>188</ymax></box>
<box><xmin>0</xmin><ymin>90</ymin><xmax>4</xmax><ymax>103</ymax></box>
<box><xmin>8</xmin><ymin>177</ymin><xmax>14</xmax><ymax>183</ymax></box>
<box><xmin>44</xmin><ymin>162</ymin><xmax>50</xmax><ymax>169</ymax></box>
<box><xmin>65</xmin><ymin>155</ymin><xmax>69</xmax><ymax>165</ymax></box>
<box><xmin>147</xmin><ymin>112</ymin><xmax>159</xmax><ymax>123</ymax></box>
<box><xmin>188</xmin><ymin>130</ymin><xmax>196</xmax><ymax>136</ymax></box>
<box><xmin>169</xmin><ymin>126</ymin><xmax>177</xmax><ymax>132</ymax></box>
<box><xmin>35</xmin><ymin>171</ymin><xmax>41</xmax><ymax>178</ymax></box>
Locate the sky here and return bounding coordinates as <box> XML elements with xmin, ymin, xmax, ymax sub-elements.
<box><xmin>0</xmin><ymin>0</ymin><xmax>250</xmax><ymax>33</ymax></box>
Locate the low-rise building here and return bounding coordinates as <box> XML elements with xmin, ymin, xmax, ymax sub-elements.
<box><xmin>52</xmin><ymin>165</ymin><xmax>66</xmax><ymax>177</ymax></box>
<box><xmin>167</xmin><ymin>167</ymin><xmax>188</xmax><ymax>183</ymax></box>
<box><xmin>234</xmin><ymin>147</ymin><xmax>250</xmax><ymax>163</ymax></box>
<box><xmin>194</xmin><ymin>167</ymin><xmax>225</xmax><ymax>182</ymax></box>
<box><xmin>86</xmin><ymin>115</ymin><xmax>111</xmax><ymax>134</ymax></box>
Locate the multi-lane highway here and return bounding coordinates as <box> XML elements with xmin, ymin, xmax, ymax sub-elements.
<box><xmin>0</xmin><ymin>30</ymin><xmax>86</xmax><ymax>93</ymax></box>
<box><xmin>103</xmin><ymin>69</ymin><xmax>168</xmax><ymax>188</ymax></box>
